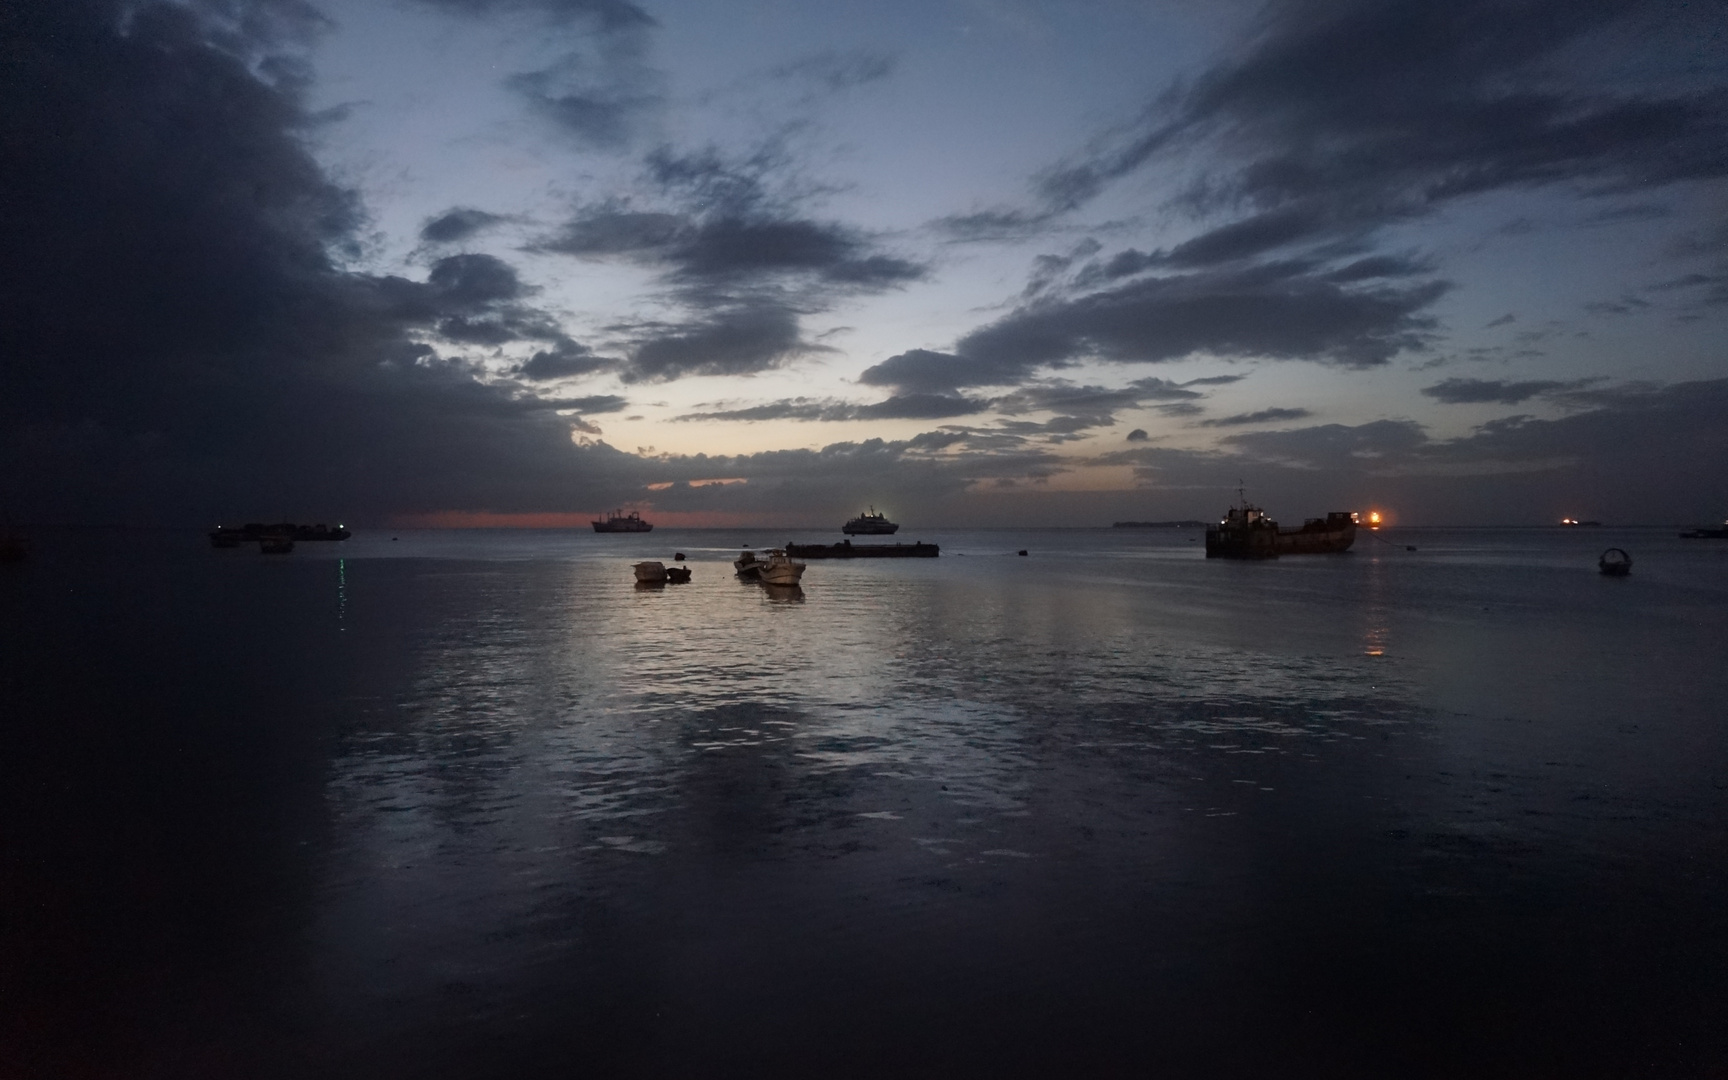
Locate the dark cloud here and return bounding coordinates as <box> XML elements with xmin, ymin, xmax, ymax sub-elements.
<box><xmin>622</xmin><ymin>305</ymin><xmax>817</xmax><ymax>382</ymax></box>
<box><xmin>674</xmin><ymin>394</ymin><xmax>988</xmax><ymax>423</ymax></box>
<box><xmin>518</xmin><ymin>338</ymin><xmax>618</xmax><ymax>381</ymax></box>
<box><xmin>769</xmin><ymin>51</ymin><xmax>895</xmax><ymax>93</ymax></box>
<box><xmin>406</xmin><ymin>0</ymin><xmax>654</xmax><ymax>32</ymax></box>
<box><xmin>1219</xmin><ymin>419</ymin><xmax>1431</xmax><ymax>470</ymax></box>
<box><xmin>0</xmin><ymin>0</ymin><xmax>649</xmax><ymax>523</ymax></box>
<box><xmin>1047</xmin><ymin>0</ymin><xmax>1728</xmax><ymax>234</ymax></box>
<box><xmin>1197</xmin><ymin>407</ymin><xmax>1313</xmax><ymax>428</ymax></box>
<box><xmin>535</xmin><ymin>148</ymin><xmax>923</xmax><ymax>381</ymax></box>
<box><xmin>943</xmin><ymin>262</ymin><xmax>1447</xmax><ymax>385</ymax></box>
<box><xmin>419</xmin><ymin>207</ymin><xmax>509</xmax><ymax>244</ymax></box>
<box><xmin>544</xmin><ymin>394</ymin><xmax>629</xmax><ymax>414</ymax></box>
<box><xmin>857</xmin><ymin>349</ymin><xmax>1013</xmax><ymax>395</ymax></box>
<box><xmin>1420</xmin><ymin>377</ymin><xmax>1599</xmax><ymax>405</ymax></box>
<box><xmin>508</xmin><ymin>67</ymin><xmax>657</xmax><ymax>149</ymax></box>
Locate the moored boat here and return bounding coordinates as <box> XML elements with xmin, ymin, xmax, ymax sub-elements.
<box><xmin>755</xmin><ymin>549</ymin><xmax>806</xmax><ymax>586</ymax></box>
<box><xmin>734</xmin><ymin>550</ymin><xmax>762</xmax><ymax>579</ymax></box>
<box><xmin>633</xmin><ymin>561</ymin><xmax>668</xmax><ymax>583</ymax></box>
<box><xmin>842</xmin><ymin>507</ymin><xmax>899</xmax><ymax>535</ymax></box>
<box><xmin>1205</xmin><ymin>492</ymin><xmax>1357</xmax><ymax>559</ymax></box>
<box><xmin>593</xmin><ymin>510</ymin><xmax>653</xmax><ymax>533</ymax></box>
<box><xmin>1679</xmin><ymin>520</ymin><xmax>1728</xmax><ymax>539</ymax></box>
<box><xmin>665</xmin><ymin>565</ymin><xmax>691</xmax><ymax>584</ymax></box>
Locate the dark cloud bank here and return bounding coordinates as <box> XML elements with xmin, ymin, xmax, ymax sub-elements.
<box><xmin>3</xmin><ymin>0</ymin><xmax>1724</xmax><ymax>526</ymax></box>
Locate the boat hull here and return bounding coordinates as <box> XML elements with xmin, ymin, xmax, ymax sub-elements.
<box><xmin>841</xmin><ymin>522</ymin><xmax>899</xmax><ymax>535</ymax></box>
<box><xmin>786</xmin><ymin>541</ymin><xmax>937</xmax><ymax>558</ymax></box>
<box><xmin>633</xmin><ymin>561</ymin><xmax>667</xmax><ymax>583</ymax></box>
<box><xmin>1274</xmin><ymin>522</ymin><xmax>1356</xmax><ymax>554</ymax></box>
<box><xmin>594</xmin><ymin>521</ymin><xmax>653</xmax><ymax>532</ymax></box>
<box><xmin>1206</xmin><ymin>510</ymin><xmax>1356</xmax><ymax>558</ymax></box>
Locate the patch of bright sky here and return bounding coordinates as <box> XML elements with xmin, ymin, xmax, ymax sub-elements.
<box><xmin>298</xmin><ymin>0</ymin><xmax>1723</xmax><ymax>482</ymax></box>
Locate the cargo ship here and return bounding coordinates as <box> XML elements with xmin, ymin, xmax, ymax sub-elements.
<box><xmin>1204</xmin><ymin>496</ymin><xmax>1356</xmax><ymax>559</ymax></box>
<box><xmin>841</xmin><ymin>507</ymin><xmax>898</xmax><ymax>535</ymax></box>
<box><xmin>592</xmin><ymin>510</ymin><xmax>652</xmax><ymax>533</ymax></box>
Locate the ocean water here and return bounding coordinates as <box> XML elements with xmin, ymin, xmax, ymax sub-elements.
<box><xmin>3</xmin><ymin>526</ymin><xmax>1725</xmax><ymax>1078</ymax></box>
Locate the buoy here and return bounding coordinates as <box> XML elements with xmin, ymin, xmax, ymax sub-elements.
<box><xmin>674</xmin><ymin>552</ymin><xmax>686</xmax><ymax>561</ymax></box>
<box><xmin>1017</xmin><ymin>550</ymin><xmax>1028</xmax><ymax>556</ymax></box>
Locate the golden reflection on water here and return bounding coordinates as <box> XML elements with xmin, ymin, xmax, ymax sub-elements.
<box><xmin>1362</xmin><ymin>548</ymin><xmax>1390</xmax><ymax>657</ymax></box>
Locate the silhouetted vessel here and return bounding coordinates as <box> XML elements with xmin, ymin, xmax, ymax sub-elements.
<box><xmin>1679</xmin><ymin>520</ymin><xmax>1728</xmax><ymax>539</ymax></box>
<box><xmin>210</xmin><ymin>522</ymin><xmax>349</xmax><ymax>547</ymax></box>
<box><xmin>593</xmin><ymin>510</ymin><xmax>652</xmax><ymax>533</ymax></box>
<box><xmin>1599</xmin><ymin>548</ymin><xmax>1632</xmax><ymax>576</ymax></box>
<box><xmin>842</xmin><ymin>507</ymin><xmax>898</xmax><ymax>535</ymax></box>
<box><xmin>786</xmin><ymin>540</ymin><xmax>938</xmax><ymax>558</ymax></box>
<box><xmin>1205</xmin><ymin>493</ymin><xmax>1357</xmax><ymax>559</ymax></box>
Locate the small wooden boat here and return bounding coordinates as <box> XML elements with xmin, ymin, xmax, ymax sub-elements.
<box><xmin>755</xmin><ymin>549</ymin><xmax>806</xmax><ymax>586</ymax></box>
<box><xmin>633</xmin><ymin>561</ymin><xmax>668</xmax><ymax>583</ymax></box>
<box><xmin>665</xmin><ymin>565</ymin><xmax>691</xmax><ymax>584</ymax></box>
<box><xmin>1598</xmin><ymin>548</ymin><xmax>1632</xmax><ymax>577</ymax></box>
<box><xmin>734</xmin><ymin>550</ymin><xmax>762</xmax><ymax>579</ymax></box>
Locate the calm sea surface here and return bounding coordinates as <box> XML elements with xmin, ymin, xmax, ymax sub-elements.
<box><xmin>3</xmin><ymin>526</ymin><xmax>1726</xmax><ymax>1077</ymax></box>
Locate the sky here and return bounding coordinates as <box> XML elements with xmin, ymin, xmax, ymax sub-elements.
<box><xmin>3</xmin><ymin>0</ymin><xmax>1726</xmax><ymax>527</ymax></box>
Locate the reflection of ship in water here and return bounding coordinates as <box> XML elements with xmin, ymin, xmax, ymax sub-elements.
<box><xmin>592</xmin><ymin>510</ymin><xmax>652</xmax><ymax>533</ymax></box>
<box><xmin>1204</xmin><ymin>491</ymin><xmax>1357</xmax><ymax>559</ymax></box>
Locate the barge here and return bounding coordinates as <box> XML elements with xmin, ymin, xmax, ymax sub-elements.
<box><xmin>785</xmin><ymin>540</ymin><xmax>938</xmax><ymax>559</ymax></box>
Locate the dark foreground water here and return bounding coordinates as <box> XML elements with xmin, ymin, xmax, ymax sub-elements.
<box><xmin>3</xmin><ymin>526</ymin><xmax>1726</xmax><ymax>1078</ymax></box>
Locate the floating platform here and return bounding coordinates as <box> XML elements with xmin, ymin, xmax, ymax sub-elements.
<box><xmin>785</xmin><ymin>540</ymin><xmax>938</xmax><ymax>559</ymax></box>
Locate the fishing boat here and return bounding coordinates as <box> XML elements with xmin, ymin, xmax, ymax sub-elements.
<box><xmin>665</xmin><ymin>565</ymin><xmax>691</xmax><ymax>584</ymax></box>
<box><xmin>734</xmin><ymin>550</ymin><xmax>762</xmax><ymax>579</ymax></box>
<box><xmin>755</xmin><ymin>549</ymin><xmax>806</xmax><ymax>586</ymax></box>
<box><xmin>1679</xmin><ymin>520</ymin><xmax>1728</xmax><ymax>539</ymax></box>
<box><xmin>842</xmin><ymin>507</ymin><xmax>899</xmax><ymax>535</ymax></box>
<box><xmin>1204</xmin><ymin>489</ymin><xmax>1356</xmax><ymax>558</ymax></box>
<box><xmin>633</xmin><ymin>561</ymin><xmax>668</xmax><ymax>583</ymax></box>
<box><xmin>593</xmin><ymin>510</ymin><xmax>653</xmax><ymax>533</ymax></box>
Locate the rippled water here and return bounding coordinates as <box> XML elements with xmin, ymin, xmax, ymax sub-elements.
<box><xmin>4</xmin><ymin>526</ymin><xmax>1726</xmax><ymax>1077</ymax></box>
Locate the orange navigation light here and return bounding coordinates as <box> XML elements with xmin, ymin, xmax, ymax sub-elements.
<box><xmin>1367</xmin><ymin>510</ymin><xmax>1382</xmax><ymax>528</ymax></box>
